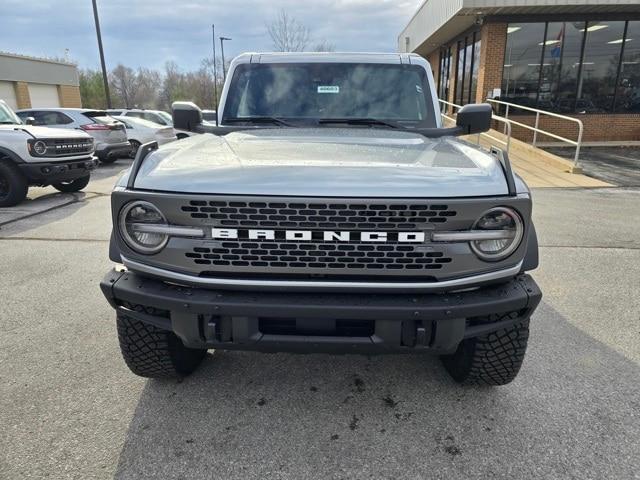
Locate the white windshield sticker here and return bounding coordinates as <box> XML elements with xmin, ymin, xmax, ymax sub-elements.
<box><xmin>318</xmin><ymin>86</ymin><xmax>340</xmax><ymax>94</ymax></box>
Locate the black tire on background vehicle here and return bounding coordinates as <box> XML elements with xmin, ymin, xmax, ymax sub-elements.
<box><xmin>116</xmin><ymin>312</ymin><xmax>207</xmax><ymax>378</ymax></box>
<box><xmin>0</xmin><ymin>161</ymin><xmax>28</xmax><ymax>207</ymax></box>
<box><xmin>176</xmin><ymin>133</ymin><xmax>189</xmax><ymax>139</ymax></box>
<box><xmin>52</xmin><ymin>174</ymin><xmax>91</xmax><ymax>193</ymax></box>
<box><xmin>128</xmin><ymin>140</ymin><xmax>141</xmax><ymax>159</ymax></box>
<box><xmin>440</xmin><ymin>316</ymin><xmax>530</xmax><ymax>386</ymax></box>
<box><xmin>100</xmin><ymin>156</ymin><xmax>118</xmax><ymax>165</ymax></box>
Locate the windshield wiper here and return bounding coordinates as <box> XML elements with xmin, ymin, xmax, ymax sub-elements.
<box><xmin>318</xmin><ymin>118</ymin><xmax>403</xmax><ymax>129</ymax></box>
<box><xmin>0</xmin><ymin>121</ymin><xmax>17</xmax><ymax>124</ymax></box>
<box><xmin>225</xmin><ymin>116</ymin><xmax>294</xmax><ymax>127</ymax></box>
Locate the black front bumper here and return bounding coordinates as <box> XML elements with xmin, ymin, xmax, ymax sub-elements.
<box><xmin>96</xmin><ymin>143</ymin><xmax>132</xmax><ymax>160</ymax></box>
<box><xmin>19</xmin><ymin>157</ymin><xmax>98</xmax><ymax>184</ymax></box>
<box><xmin>101</xmin><ymin>269</ymin><xmax>541</xmax><ymax>354</ymax></box>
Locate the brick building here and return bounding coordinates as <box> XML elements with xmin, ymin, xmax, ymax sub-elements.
<box><xmin>399</xmin><ymin>1</ymin><xmax>640</xmax><ymax>143</ymax></box>
<box><xmin>0</xmin><ymin>52</ymin><xmax>82</xmax><ymax>110</ymax></box>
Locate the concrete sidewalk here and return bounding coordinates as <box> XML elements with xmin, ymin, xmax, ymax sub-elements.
<box><xmin>464</xmin><ymin>129</ymin><xmax>613</xmax><ymax>189</ymax></box>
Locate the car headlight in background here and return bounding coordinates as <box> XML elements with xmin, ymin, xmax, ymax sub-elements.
<box><xmin>470</xmin><ymin>207</ymin><xmax>524</xmax><ymax>261</ymax></box>
<box><xmin>119</xmin><ymin>201</ymin><xmax>169</xmax><ymax>254</ymax></box>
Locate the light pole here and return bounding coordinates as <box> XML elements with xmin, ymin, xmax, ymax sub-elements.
<box><xmin>91</xmin><ymin>0</ymin><xmax>111</xmax><ymax>108</ymax></box>
<box><xmin>220</xmin><ymin>37</ymin><xmax>232</xmax><ymax>82</ymax></box>
<box><xmin>212</xmin><ymin>24</ymin><xmax>218</xmax><ymax>113</ymax></box>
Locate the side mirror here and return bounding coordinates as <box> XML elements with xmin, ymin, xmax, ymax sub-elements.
<box><xmin>25</xmin><ymin>116</ymin><xmax>36</xmax><ymax>126</ymax></box>
<box><xmin>456</xmin><ymin>103</ymin><xmax>492</xmax><ymax>135</ymax></box>
<box><xmin>171</xmin><ymin>101</ymin><xmax>203</xmax><ymax>132</ymax></box>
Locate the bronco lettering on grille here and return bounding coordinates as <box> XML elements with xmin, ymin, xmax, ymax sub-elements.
<box><xmin>211</xmin><ymin>228</ymin><xmax>426</xmax><ymax>243</ymax></box>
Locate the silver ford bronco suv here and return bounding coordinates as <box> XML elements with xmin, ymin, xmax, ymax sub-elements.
<box><xmin>101</xmin><ymin>53</ymin><xmax>541</xmax><ymax>385</ymax></box>
<box><xmin>0</xmin><ymin>100</ymin><xmax>96</xmax><ymax>207</ymax></box>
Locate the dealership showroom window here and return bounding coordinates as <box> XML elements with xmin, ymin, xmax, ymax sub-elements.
<box><xmin>502</xmin><ymin>20</ymin><xmax>639</xmax><ymax>113</ymax></box>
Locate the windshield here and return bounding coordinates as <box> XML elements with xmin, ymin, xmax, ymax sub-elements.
<box><xmin>158</xmin><ymin>111</ymin><xmax>173</xmax><ymax>125</ymax></box>
<box><xmin>0</xmin><ymin>102</ymin><xmax>22</xmax><ymax>125</ymax></box>
<box><xmin>222</xmin><ymin>63</ymin><xmax>436</xmax><ymax>128</ymax></box>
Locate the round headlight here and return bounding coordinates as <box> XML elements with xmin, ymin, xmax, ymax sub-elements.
<box><xmin>33</xmin><ymin>140</ymin><xmax>47</xmax><ymax>155</ymax></box>
<box><xmin>470</xmin><ymin>207</ymin><xmax>524</xmax><ymax>261</ymax></box>
<box><xmin>119</xmin><ymin>201</ymin><xmax>168</xmax><ymax>254</ymax></box>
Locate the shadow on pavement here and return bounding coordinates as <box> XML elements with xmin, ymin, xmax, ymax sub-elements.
<box><xmin>113</xmin><ymin>302</ymin><xmax>640</xmax><ymax>480</ymax></box>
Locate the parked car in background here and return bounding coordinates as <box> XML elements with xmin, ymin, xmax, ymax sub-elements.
<box><xmin>15</xmin><ymin>108</ymin><xmax>131</xmax><ymax>164</ymax></box>
<box><xmin>107</xmin><ymin>109</ymin><xmax>191</xmax><ymax>139</ymax></box>
<box><xmin>112</xmin><ymin>115</ymin><xmax>177</xmax><ymax>157</ymax></box>
<box><xmin>0</xmin><ymin>100</ymin><xmax>96</xmax><ymax>207</ymax></box>
<box><xmin>201</xmin><ymin>109</ymin><xmax>217</xmax><ymax>125</ymax></box>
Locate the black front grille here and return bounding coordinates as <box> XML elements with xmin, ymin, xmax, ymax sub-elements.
<box><xmin>181</xmin><ymin>200</ymin><xmax>457</xmax><ymax>230</ymax></box>
<box><xmin>45</xmin><ymin>138</ymin><xmax>94</xmax><ymax>157</ymax></box>
<box><xmin>185</xmin><ymin>241</ymin><xmax>452</xmax><ymax>271</ymax></box>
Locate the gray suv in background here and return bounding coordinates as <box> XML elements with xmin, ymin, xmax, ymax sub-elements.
<box><xmin>16</xmin><ymin>108</ymin><xmax>131</xmax><ymax>164</ymax></box>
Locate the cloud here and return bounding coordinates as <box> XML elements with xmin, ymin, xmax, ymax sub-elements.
<box><xmin>0</xmin><ymin>0</ymin><xmax>420</xmax><ymax>71</ymax></box>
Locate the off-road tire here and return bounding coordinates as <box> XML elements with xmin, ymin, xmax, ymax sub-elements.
<box><xmin>0</xmin><ymin>161</ymin><xmax>28</xmax><ymax>207</ymax></box>
<box><xmin>116</xmin><ymin>313</ymin><xmax>207</xmax><ymax>378</ymax></box>
<box><xmin>52</xmin><ymin>174</ymin><xmax>91</xmax><ymax>193</ymax></box>
<box><xmin>441</xmin><ymin>316</ymin><xmax>530</xmax><ymax>386</ymax></box>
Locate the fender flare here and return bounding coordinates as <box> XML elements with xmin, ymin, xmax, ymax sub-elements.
<box><xmin>522</xmin><ymin>222</ymin><xmax>539</xmax><ymax>272</ymax></box>
<box><xmin>0</xmin><ymin>146</ymin><xmax>25</xmax><ymax>164</ymax></box>
<box><xmin>109</xmin><ymin>230</ymin><xmax>122</xmax><ymax>263</ymax></box>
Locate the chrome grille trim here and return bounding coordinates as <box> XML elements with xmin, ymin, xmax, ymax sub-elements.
<box><xmin>121</xmin><ymin>256</ymin><xmax>524</xmax><ymax>292</ymax></box>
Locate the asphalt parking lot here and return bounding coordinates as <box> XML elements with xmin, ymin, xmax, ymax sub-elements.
<box><xmin>1</xmin><ymin>165</ymin><xmax>639</xmax><ymax>480</ymax></box>
<box><xmin>546</xmin><ymin>146</ymin><xmax>640</xmax><ymax>187</ymax></box>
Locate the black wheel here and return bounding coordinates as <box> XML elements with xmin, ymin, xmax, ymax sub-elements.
<box><xmin>52</xmin><ymin>174</ymin><xmax>90</xmax><ymax>193</ymax></box>
<box><xmin>0</xmin><ymin>161</ymin><xmax>28</xmax><ymax>207</ymax></box>
<box><xmin>176</xmin><ymin>133</ymin><xmax>189</xmax><ymax>140</ymax></box>
<box><xmin>116</xmin><ymin>312</ymin><xmax>207</xmax><ymax>378</ymax></box>
<box><xmin>441</xmin><ymin>315</ymin><xmax>530</xmax><ymax>386</ymax></box>
<box><xmin>128</xmin><ymin>140</ymin><xmax>141</xmax><ymax>159</ymax></box>
<box><xmin>99</xmin><ymin>156</ymin><xmax>117</xmax><ymax>165</ymax></box>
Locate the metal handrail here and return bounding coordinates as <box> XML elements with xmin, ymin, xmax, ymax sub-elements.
<box><xmin>486</xmin><ymin>98</ymin><xmax>583</xmax><ymax>168</ymax></box>
<box><xmin>438</xmin><ymin>99</ymin><xmax>512</xmax><ymax>154</ymax></box>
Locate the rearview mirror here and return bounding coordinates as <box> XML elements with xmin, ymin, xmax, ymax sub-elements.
<box><xmin>456</xmin><ymin>103</ymin><xmax>492</xmax><ymax>135</ymax></box>
<box><xmin>171</xmin><ymin>102</ymin><xmax>203</xmax><ymax>132</ymax></box>
<box><xmin>25</xmin><ymin>116</ymin><xmax>35</xmax><ymax>126</ymax></box>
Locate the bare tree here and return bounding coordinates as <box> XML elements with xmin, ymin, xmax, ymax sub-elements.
<box><xmin>312</xmin><ymin>40</ymin><xmax>336</xmax><ymax>52</ymax></box>
<box><xmin>109</xmin><ymin>64</ymin><xmax>138</xmax><ymax>108</ymax></box>
<box><xmin>267</xmin><ymin>9</ymin><xmax>310</xmax><ymax>52</ymax></box>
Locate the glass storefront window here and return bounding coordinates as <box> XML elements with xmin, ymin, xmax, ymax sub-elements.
<box><xmin>578</xmin><ymin>21</ymin><xmax>626</xmax><ymax>112</ymax></box>
<box><xmin>502</xmin><ymin>23</ymin><xmax>546</xmax><ymax>109</ymax></box>
<box><xmin>453</xmin><ymin>32</ymin><xmax>481</xmax><ymax>105</ymax></box>
<box><xmin>615</xmin><ymin>21</ymin><xmax>640</xmax><ymax>113</ymax></box>
<box><xmin>456</xmin><ymin>40</ymin><xmax>465</xmax><ymax>105</ymax></box>
<box><xmin>502</xmin><ymin>20</ymin><xmax>640</xmax><ymax>114</ymax></box>
<box><xmin>438</xmin><ymin>47</ymin><xmax>452</xmax><ymax>102</ymax></box>
<box><xmin>470</xmin><ymin>37</ymin><xmax>482</xmax><ymax>104</ymax></box>
<box><xmin>539</xmin><ymin>22</ymin><xmax>586</xmax><ymax>112</ymax></box>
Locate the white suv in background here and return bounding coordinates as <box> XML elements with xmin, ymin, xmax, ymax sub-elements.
<box><xmin>111</xmin><ymin>116</ymin><xmax>177</xmax><ymax>157</ymax></box>
<box><xmin>107</xmin><ymin>109</ymin><xmax>191</xmax><ymax>139</ymax></box>
<box><xmin>16</xmin><ymin>108</ymin><xmax>131</xmax><ymax>164</ymax></box>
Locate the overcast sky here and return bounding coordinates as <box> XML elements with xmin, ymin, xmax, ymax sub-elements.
<box><xmin>1</xmin><ymin>0</ymin><xmax>420</xmax><ymax>71</ymax></box>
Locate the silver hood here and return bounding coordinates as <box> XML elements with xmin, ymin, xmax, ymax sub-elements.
<box><xmin>126</xmin><ymin>128</ymin><xmax>515</xmax><ymax>198</ymax></box>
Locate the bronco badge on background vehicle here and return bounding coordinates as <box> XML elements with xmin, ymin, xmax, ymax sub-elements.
<box><xmin>101</xmin><ymin>52</ymin><xmax>541</xmax><ymax>386</ymax></box>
